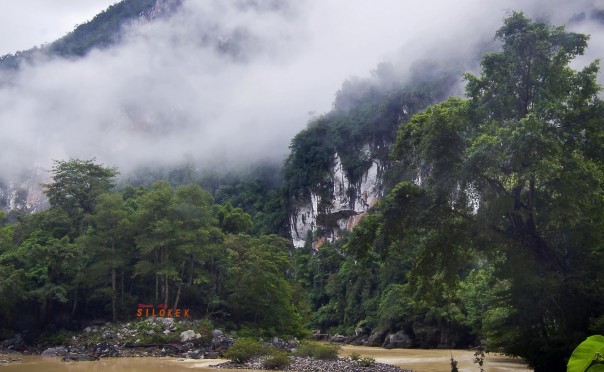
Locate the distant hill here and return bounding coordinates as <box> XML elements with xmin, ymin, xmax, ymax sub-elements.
<box><xmin>0</xmin><ymin>0</ymin><xmax>179</xmax><ymax>70</ymax></box>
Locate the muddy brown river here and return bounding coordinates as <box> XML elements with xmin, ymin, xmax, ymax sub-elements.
<box><xmin>1</xmin><ymin>345</ymin><xmax>532</xmax><ymax>371</ymax></box>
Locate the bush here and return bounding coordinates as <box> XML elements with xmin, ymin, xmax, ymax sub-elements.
<box><xmin>223</xmin><ymin>338</ymin><xmax>266</xmax><ymax>363</ymax></box>
<box><xmin>349</xmin><ymin>352</ymin><xmax>361</xmax><ymax>361</ymax></box>
<box><xmin>294</xmin><ymin>342</ymin><xmax>340</xmax><ymax>360</ymax></box>
<box><xmin>262</xmin><ymin>351</ymin><xmax>290</xmax><ymax>370</ymax></box>
<box><xmin>359</xmin><ymin>356</ymin><xmax>376</xmax><ymax>367</ymax></box>
<box><xmin>194</xmin><ymin>320</ymin><xmax>214</xmax><ymax>346</ymax></box>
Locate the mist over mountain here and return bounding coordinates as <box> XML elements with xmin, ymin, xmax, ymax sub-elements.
<box><xmin>0</xmin><ymin>0</ymin><xmax>602</xmax><ymax>180</ymax></box>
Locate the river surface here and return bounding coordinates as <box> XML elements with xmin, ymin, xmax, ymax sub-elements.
<box><xmin>1</xmin><ymin>346</ymin><xmax>532</xmax><ymax>372</ymax></box>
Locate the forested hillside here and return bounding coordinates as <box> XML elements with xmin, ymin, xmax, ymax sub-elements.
<box><xmin>0</xmin><ymin>0</ymin><xmax>172</xmax><ymax>70</ymax></box>
<box><xmin>0</xmin><ymin>5</ymin><xmax>602</xmax><ymax>372</ymax></box>
<box><xmin>288</xmin><ymin>13</ymin><xmax>603</xmax><ymax>371</ymax></box>
<box><xmin>0</xmin><ymin>159</ymin><xmax>305</xmax><ymax>339</ymax></box>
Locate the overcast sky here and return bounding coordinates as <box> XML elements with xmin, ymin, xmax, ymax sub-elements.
<box><xmin>0</xmin><ymin>1</ymin><xmax>119</xmax><ymax>56</ymax></box>
<box><xmin>0</xmin><ymin>0</ymin><xmax>602</xmax><ymax>180</ymax></box>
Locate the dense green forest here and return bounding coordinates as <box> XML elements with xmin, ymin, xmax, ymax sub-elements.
<box><xmin>0</xmin><ymin>11</ymin><xmax>602</xmax><ymax>372</ymax></box>
<box><xmin>287</xmin><ymin>12</ymin><xmax>603</xmax><ymax>371</ymax></box>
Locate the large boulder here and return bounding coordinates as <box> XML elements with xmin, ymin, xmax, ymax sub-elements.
<box><xmin>1</xmin><ymin>333</ymin><xmax>26</xmax><ymax>351</ymax></box>
<box><xmin>329</xmin><ymin>334</ymin><xmax>347</xmax><ymax>343</ymax></box>
<box><xmin>382</xmin><ymin>330</ymin><xmax>413</xmax><ymax>349</ymax></box>
<box><xmin>350</xmin><ymin>334</ymin><xmax>369</xmax><ymax>346</ymax></box>
<box><xmin>366</xmin><ymin>327</ymin><xmax>389</xmax><ymax>347</ymax></box>
<box><xmin>41</xmin><ymin>346</ymin><xmax>67</xmax><ymax>357</ymax></box>
<box><xmin>211</xmin><ymin>330</ymin><xmax>235</xmax><ymax>351</ymax></box>
<box><xmin>180</xmin><ymin>330</ymin><xmax>201</xmax><ymax>342</ymax></box>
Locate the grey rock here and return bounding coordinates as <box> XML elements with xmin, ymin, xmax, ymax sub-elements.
<box><xmin>41</xmin><ymin>346</ymin><xmax>67</xmax><ymax>357</ymax></box>
<box><xmin>204</xmin><ymin>351</ymin><xmax>220</xmax><ymax>359</ymax></box>
<box><xmin>366</xmin><ymin>327</ymin><xmax>389</xmax><ymax>347</ymax></box>
<box><xmin>329</xmin><ymin>334</ymin><xmax>347</xmax><ymax>343</ymax></box>
<box><xmin>185</xmin><ymin>350</ymin><xmax>203</xmax><ymax>359</ymax></box>
<box><xmin>212</xmin><ymin>329</ymin><xmax>223</xmax><ymax>338</ymax></box>
<box><xmin>101</xmin><ymin>331</ymin><xmax>116</xmax><ymax>340</ymax></box>
<box><xmin>383</xmin><ymin>330</ymin><xmax>413</xmax><ymax>349</ymax></box>
<box><xmin>180</xmin><ymin>330</ymin><xmax>201</xmax><ymax>342</ymax></box>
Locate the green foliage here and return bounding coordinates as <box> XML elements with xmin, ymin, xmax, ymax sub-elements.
<box><xmin>43</xmin><ymin>159</ymin><xmax>118</xmax><ymax>235</ymax></box>
<box><xmin>49</xmin><ymin>0</ymin><xmax>160</xmax><ymax>57</ymax></box>
<box><xmin>387</xmin><ymin>11</ymin><xmax>603</xmax><ymax>370</ymax></box>
<box><xmin>262</xmin><ymin>350</ymin><xmax>290</xmax><ymax>369</ymax></box>
<box><xmin>223</xmin><ymin>338</ymin><xmax>267</xmax><ymax>363</ymax></box>
<box><xmin>349</xmin><ymin>352</ymin><xmax>361</xmax><ymax>361</ymax></box>
<box><xmin>216</xmin><ymin>203</ymin><xmax>252</xmax><ymax>234</ymax></box>
<box><xmin>568</xmin><ymin>336</ymin><xmax>604</xmax><ymax>372</ymax></box>
<box><xmin>284</xmin><ymin>72</ymin><xmax>458</xmax><ymax>203</ymax></box>
<box><xmin>203</xmin><ymin>164</ymin><xmax>288</xmax><ymax>236</ymax></box>
<box><xmin>358</xmin><ymin>356</ymin><xmax>376</xmax><ymax>367</ymax></box>
<box><xmin>294</xmin><ymin>342</ymin><xmax>340</xmax><ymax>360</ymax></box>
<box><xmin>37</xmin><ymin>329</ymin><xmax>76</xmax><ymax>347</ymax></box>
<box><xmin>288</xmin><ymin>11</ymin><xmax>604</xmax><ymax>372</ymax></box>
<box><xmin>225</xmin><ymin>234</ymin><xmax>305</xmax><ymax>337</ymax></box>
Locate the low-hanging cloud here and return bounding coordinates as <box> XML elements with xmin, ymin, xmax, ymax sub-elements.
<box><xmin>0</xmin><ymin>0</ymin><xmax>602</xmax><ymax>180</ymax></box>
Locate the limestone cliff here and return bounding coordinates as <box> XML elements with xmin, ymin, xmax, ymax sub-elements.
<box><xmin>0</xmin><ymin>169</ymin><xmax>47</xmax><ymax>214</ymax></box>
<box><xmin>289</xmin><ymin>145</ymin><xmax>384</xmax><ymax>248</ymax></box>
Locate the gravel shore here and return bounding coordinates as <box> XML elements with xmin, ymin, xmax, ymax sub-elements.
<box><xmin>214</xmin><ymin>356</ymin><xmax>413</xmax><ymax>372</ymax></box>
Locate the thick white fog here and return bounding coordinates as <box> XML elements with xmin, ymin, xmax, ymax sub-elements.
<box><xmin>0</xmin><ymin>0</ymin><xmax>602</xmax><ymax>178</ymax></box>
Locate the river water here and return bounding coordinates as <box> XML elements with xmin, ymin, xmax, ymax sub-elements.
<box><xmin>1</xmin><ymin>346</ymin><xmax>532</xmax><ymax>371</ymax></box>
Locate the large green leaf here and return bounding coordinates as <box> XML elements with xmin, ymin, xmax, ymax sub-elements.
<box><xmin>568</xmin><ymin>335</ymin><xmax>604</xmax><ymax>372</ymax></box>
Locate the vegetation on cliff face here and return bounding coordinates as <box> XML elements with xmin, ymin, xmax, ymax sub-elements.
<box><xmin>284</xmin><ymin>68</ymin><xmax>459</xmax><ymax>202</ymax></box>
<box><xmin>289</xmin><ymin>12</ymin><xmax>603</xmax><ymax>371</ymax></box>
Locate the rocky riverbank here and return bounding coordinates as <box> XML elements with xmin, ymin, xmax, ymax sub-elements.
<box><xmin>0</xmin><ymin>319</ymin><xmax>421</xmax><ymax>371</ymax></box>
<box><xmin>214</xmin><ymin>355</ymin><xmax>413</xmax><ymax>371</ymax></box>
<box><xmin>1</xmin><ymin>317</ymin><xmax>242</xmax><ymax>361</ymax></box>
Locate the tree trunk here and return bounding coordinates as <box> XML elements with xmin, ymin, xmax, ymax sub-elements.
<box><xmin>112</xmin><ymin>267</ymin><xmax>117</xmax><ymax>322</ymax></box>
<box><xmin>71</xmin><ymin>290</ymin><xmax>78</xmax><ymax>318</ymax></box>
<box><xmin>112</xmin><ymin>242</ymin><xmax>117</xmax><ymax>322</ymax></box>
<box><xmin>174</xmin><ymin>259</ymin><xmax>186</xmax><ymax>309</ymax></box>
<box><xmin>164</xmin><ymin>274</ymin><xmax>169</xmax><ymax>307</ymax></box>
<box><xmin>121</xmin><ymin>271</ymin><xmax>124</xmax><ymax>306</ymax></box>
<box><xmin>155</xmin><ymin>274</ymin><xmax>159</xmax><ymax>305</ymax></box>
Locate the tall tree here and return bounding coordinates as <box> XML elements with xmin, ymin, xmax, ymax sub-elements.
<box><xmin>43</xmin><ymin>159</ymin><xmax>118</xmax><ymax>234</ymax></box>
<box><xmin>81</xmin><ymin>192</ymin><xmax>133</xmax><ymax>321</ymax></box>
<box><xmin>389</xmin><ymin>12</ymin><xmax>604</xmax><ymax>370</ymax></box>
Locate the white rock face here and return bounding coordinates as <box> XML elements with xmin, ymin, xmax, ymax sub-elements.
<box><xmin>290</xmin><ymin>149</ymin><xmax>383</xmax><ymax>248</ymax></box>
<box><xmin>0</xmin><ymin>168</ymin><xmax>48</xmax><ymax>214</ymax></box>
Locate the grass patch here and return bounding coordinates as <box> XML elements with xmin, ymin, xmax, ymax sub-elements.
<box><xmin>223</xmin><ymin>338</ymin><xmax>267</xmax><ymax>363</ymax></box>
<box><xmin>262</xmin><ymin>350</ymin><xmax>290</xmax><ymax>369</ymax></box>
<box><xmin>294</xmin><ymin>342</ymin><xmax>340</xmax><ymax>360</ymax></box>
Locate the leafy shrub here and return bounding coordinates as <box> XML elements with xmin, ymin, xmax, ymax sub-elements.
<box><xmin>223</xmin><ymin>338</ymin><xmax>266</xmax><ymax>363</ymax></box>
<box><xmin>294</xmin><ymin>342</ymin><xmax>340</xmax><ymax>360</ymax></box>
<box><xmin>262</xmin><ymin>351</ymin><xmax>290</xmax><ymax>370</ymax></box>
<box><xmin>567</xmin><ymin>335</ymin><xmax>604</xmax><ymax>372</ymax></box>
<box><xmin>349</xmin><ymin>352</ymin><xmax>361</xmax><ymax>361</ymax></box>
<box><xmin>38</xmin><ymin>329</ymin><xmax>75</xmax><ymax>346</ymax></box>
<box><xmin>194</xmin><ymin>319</ymin><xmax>214</xmax><ymax>346</ymax></box>
<box><xmin>359</xmin><ymin>356</ymin><xmax>376</xmax><ymax>367</ymax></box>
